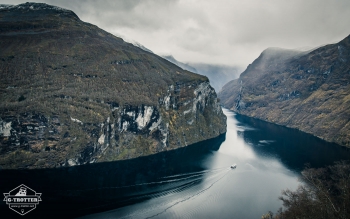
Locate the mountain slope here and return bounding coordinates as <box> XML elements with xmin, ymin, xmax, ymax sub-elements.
<box><xmin>0</xmin><ymin>3</ymin><xmax>226</xmax><ymax>169</ymax></box>
<box><xmin>219</xmin><ymin>35</ymin><xmax>350</xmax><ymax>147</ymax></box>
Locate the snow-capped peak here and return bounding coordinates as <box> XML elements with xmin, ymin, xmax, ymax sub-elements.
<box><xmin>0</xmin><ymin>2</ymin><xmax>71</xmax><ymax>13</ymax></box>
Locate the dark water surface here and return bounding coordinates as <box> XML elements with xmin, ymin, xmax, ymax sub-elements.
<box><xmin>1</xmin><ymin>108</ymin><xmax>350</xmax><ymax>218</ymax></box>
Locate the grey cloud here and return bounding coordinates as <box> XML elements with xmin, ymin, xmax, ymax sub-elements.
<box><xmin>1</xmin><ymin>0</ymin><xmax>350</xmax><ymax>69</ymax></box>
<box><xmin>3</xmin><ymin>0</ymin><xmax>180</xmax><ymax>30</ymax></box>
<box><xmin>55</xmin><ymin>0</ymin><xmax>181</xmax><ymax>31</ymax></box>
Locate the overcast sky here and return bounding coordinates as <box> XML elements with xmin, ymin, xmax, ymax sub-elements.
<box><xmin>2</xmin><ymin>0</ymin><xmax>350</xmax><ymax>69</ymax></box>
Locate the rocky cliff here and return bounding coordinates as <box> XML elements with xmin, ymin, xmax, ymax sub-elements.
<box><xmin>219</xmin><ymin>35</ymin><xmax>350</xmax><ymax>147</ymax></box>
<box><xmin>0</xmin><ymin>3</ymin><xmax>226</xmax><ymax>169</ymax></box>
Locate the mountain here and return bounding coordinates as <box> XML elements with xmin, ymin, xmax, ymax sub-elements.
<box><xmin>0</xmin><ymin>3</ymin><xmax>226</xmax><ymax>169</ymax></box>
<box><xmin>131</xmin><ymin>41</ymin><xmax>154</xmax><ymax>53</ymax></box>
<box><xmin>219</xmin><ymin>35</ymin><xmax>350</xmax><ymax>147</ymax></box>
<box><xmin>162</xmin><ymin>55</ymin><xmax>240</xmax><ymax>91</ymax></box>
<box><xmin>189</xmin><ymin>63</ymin><xmax>241</xmax><ymax>92</ymax></box>
<box><xmin>121</xmin><ymin>37</ymin><xmax>154</xmax><ymax>54</ymax></box>
<box><xmin>162</xmin><ymin>55</ymin><xmax>198</xmax><ymax>74</ymax></box>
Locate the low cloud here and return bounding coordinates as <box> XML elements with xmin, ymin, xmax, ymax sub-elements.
<box><xmin>3</xmin><ymin>0</ymin><xmax>350</xmax><ymax>70</ymax></box>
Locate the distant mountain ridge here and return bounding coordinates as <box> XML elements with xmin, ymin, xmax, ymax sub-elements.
<box><xmin>162</xmin><ymin>55</ymin><xmax>198</xmax><ymax>73</ymax></box>
<box><xmin>162</xmin><ymin>55</ymin><xmax>240</xmax><ymax>91</ymax></box>
<box><xmin>219</xmin><ymin>35</ymin><xmax>350</xmax><ymax>147</ymax></box>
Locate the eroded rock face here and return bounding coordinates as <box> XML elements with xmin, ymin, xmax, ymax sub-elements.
<box><xmin>219</xmin><ymin>36</ymin><xmax>350</xmax><ymax>147</ymax></box>
<box><xmin>0</xmin><ymin>3</ymin><xmax>226</xmax><ymax>169</ymax></box>
<box><xmin>0</xmin><ymin>82</ymin><xmax>226</xmax><ymax>168</ymax></box>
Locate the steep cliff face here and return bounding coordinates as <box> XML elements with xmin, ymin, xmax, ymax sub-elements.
<box><xmin>0</xmin><ymin>3</ymin><xmax>226</xmax><ymax>169</ymax></box>
<box><xmin>219</xmin><ymin>35</ymin><xmax>350</xmax><ymax>147</ymax></box>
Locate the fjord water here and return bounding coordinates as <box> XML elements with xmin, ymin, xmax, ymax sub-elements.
<box><xmin>79</xmin><ymin>108</ymin><xmax>350</xmax><ymax>218</ymax></box>
<box><xmin>1</xmin><ymin>109</ymin><xmax>350</xmax><ymax>218</ymax></box>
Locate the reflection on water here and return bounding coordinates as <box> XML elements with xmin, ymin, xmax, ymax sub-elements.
<box><xmin>233</xmin><ymin>111</ymin><xmax>350</xmax><ymax>172</ymax></box>
<box><xmin>0</xmin><ymin>135</ymin><xmax>225</xmax><ymax>218</ymax></box>
<box><xmin>1</xmin><ymin>108</ymin><xmax>350</xmax><ymax>218</ymax></box>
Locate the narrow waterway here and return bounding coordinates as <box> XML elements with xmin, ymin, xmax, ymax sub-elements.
<box><xmin>1</xmin><ymin>109</ymin><xmax>349</xmax><ymax>218</ymax></box>
<box><xmin>79</xmin><ymin>108</ymin><xmax>350</xmax><ymax>218</ymax></box>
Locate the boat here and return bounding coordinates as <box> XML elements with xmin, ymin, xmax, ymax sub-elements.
<box><xmin>231</xmin><ymin>164</ymin><xmax>237</xmax><ymax>169</ymax></box>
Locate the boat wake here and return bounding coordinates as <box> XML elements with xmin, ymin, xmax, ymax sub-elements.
<box><xmin>77</xmin><ymin>167</ymin><xmax>233</xmax><ymax>218</ymax></box>
<box><xmin>144</xmin><ymin>169</ymin><xmax>231</xmax><ymax>219</ymax></box>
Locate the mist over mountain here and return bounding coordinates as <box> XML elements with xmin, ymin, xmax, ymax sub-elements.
<box><xmin>219</xmin><ymin>35</ymin><xmax>350</xmax><ymax>147</ymax></box>
<box><xmin>118</xmin><ymin>36</ymin><xmax>154</xmax><ymax>54</ymax></box>
<box><xmin>190</xmin><ymin>63</ymin><xmax>241</xmax><ymax>92</ymax></box>
<box><xmin>162</xmin><ymin>55</ymin><xmax>198</xmax><ymax>73</ymax></box>
<box><xmin>162</xmin><ymin>55</ymin><xmax>240</xmax><ymax>91</ymax></box>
